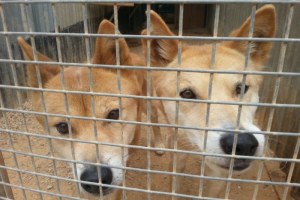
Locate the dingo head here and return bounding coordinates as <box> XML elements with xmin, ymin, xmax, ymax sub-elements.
<box><xmin>18</xmin><ymin>20</ymin><xmax>144</xmax><ymax>196</ymax></box>
<box><xmin>142</xmin><ymin>5</ymin><xmax>276</xmax><ymax>171</ymax></box>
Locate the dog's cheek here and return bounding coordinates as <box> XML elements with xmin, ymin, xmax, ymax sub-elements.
<box><xmin>162</xmin><ymin>102</ymin><xmax>177</xmax><ymax>123</ymax></box>
<box><xmin>206</xmin><ymin>132</ymin><xmax>223</xmax><ymax>154</ymax></box>
<box><xmin>124</xmin><ymin>124</ymin><xmax>137</xmax><ymax>144</ymax></box>
<box><xmin>74</xmin><ymin>163</ymin><xmax>85</xmax><ymax>181</ymax></box>
<box><xmin>250</xmin><ymin>92</ymin><xmax>259</xmax><ymax>116</ymax></box>
<box><xmin>51</xmin><ymin>138</ymin><xmax>73</xmax><ymax>159</ymax></box>
<box><xmin>204</xmin><ymin>132</ymin><xmax>228</xmax><ymax>166</ymax></box>
<box><xmin>104</xmin><ymin>152</ymin><xmax>125</xmax><ymax>185</ymax></box>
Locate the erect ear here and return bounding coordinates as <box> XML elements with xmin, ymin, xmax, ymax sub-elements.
<box><xmin>141</xmin><ymin>10</ymin><xmax>178</xmax><ymax>66</ymax></box>
<box><xmin>223</xmin><ymin>4</ymin><xmax>276</xmax><ymax>65</ymax></box>
<box><xmin>17</xmin><ymin>37</ymin><xmax>61</xmax><ymax>87</ymax></box>
<box><xmin>92</xmin><ymin>19</ymin><xmax>131</xmax><ymax>65</ymax></box>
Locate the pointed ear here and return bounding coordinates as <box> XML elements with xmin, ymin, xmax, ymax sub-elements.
<box><xmin>92</xmin><ymin>19</ymin><xmax>131</xmax><ymax>65</ymax></box>
<box><xmin>17</xmin><ymin>37</ymin><xmax>60</xmax><ymax>87</ymax></box>
<box><xmin>141</xmin><ymin>10</ymin><xmax>178</xmax><ymax>66</ymax></box>
<box><xmin>223</xmin><ymin>5</ymin><xmax>276</xmax><ymax>65</ymax></box>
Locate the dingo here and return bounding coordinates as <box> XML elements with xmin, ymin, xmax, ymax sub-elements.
<box><xmin>18</xmin><ymin>19</ymin><xmax>145</xmax><ymax>199</ymax></box>
<box><xmin>142</xmin><ymin>5</ymin><xmax>276</xmax><ymax>197</ymax></box>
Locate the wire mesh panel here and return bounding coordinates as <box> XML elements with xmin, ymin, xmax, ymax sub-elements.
<box><xmin>0</xmin><ymin>1</ymin><xmax>299</xmax><ymax>200</ymax></box>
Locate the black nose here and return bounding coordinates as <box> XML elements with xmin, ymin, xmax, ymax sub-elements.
<box><xmin>220</xmin><ymin>133</ymin><xmax>258</xmax><ymax>156</ymax></box>
<box><xmin>80</xmin><ymin>166</ymin><xmax>113</xmax><ymax>194</ymax></box>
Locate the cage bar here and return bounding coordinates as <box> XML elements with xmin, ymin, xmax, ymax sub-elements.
<box><xmin>0</xmin><ymin>1</ymin><xmax>298</xmax><ymax>200</ymax></box>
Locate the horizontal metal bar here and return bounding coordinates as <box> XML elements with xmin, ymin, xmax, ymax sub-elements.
<box><xmin>0</xmin><ymin>166</ymin><xmax>223</xmax><ymax>200</ymax></box>
<box><xmin>1</xmin><ymin>31</ymin><xmax>300</xmax><ymax>43</ymax></box>
<box><xmin>1</xmin><ymin>84</ymin><xmax>300</xmax><ymax>109</ymax></box>
<box><xmin>0</xmin><ymin>182</ymin><xmax>219</xmax><ymax>200</ymax></box>
<box><xmin>1</xmin><ymin>59</ymin><xmax>300</xmax><ymax>77</ymax></box>
<box><xmin>0</xmin><ymin>1</ymin><xmax>298</xmax><ymax>199</ymax></box>
<box><xmin>2</xmin><ymin>144</ymin><xmax>300</xmax><ymax>175</ymax></box>
<box><xmin>1</xmin><ymin>108</ymin><xmax>300</xmax><ymax>137</ymax></box>
<box><xmin>1</xmin><ymin>161</ymin><xmax>300</xmax><ymax>191</ymax></box>
<box><xmin>1</xmin><ymin>108</ymin><xmax>300</xmax><ymax>138</ymax></box>
<box><xmin>1</xmin><ymin>0</ymin><xmax>299</xmax><ymax>4</ymax></box>
<box><xmin>0</xmin><ymin>181</ymin><xmax>80</xmax><ymax>200</ymax></box>
<box><xmin>0</xmin><ymin>197</ymin><xmax>11</xmax><ymax>200</ymax></box>
<box><xmin>1</xmin><ymin>128</ymin><xmax>300</xmax><ymax>162</ymax></box>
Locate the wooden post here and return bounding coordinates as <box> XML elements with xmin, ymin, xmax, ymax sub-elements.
<box><xmin>0</xmin><ymin>151</ymin><xmax>13</xmax><ymax>199</ymax></box>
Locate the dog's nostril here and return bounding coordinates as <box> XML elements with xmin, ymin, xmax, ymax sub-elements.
<box><xmin>80</xmin><ymin>166</ymin><xmax>113</xmax><ymax>195</ymax></box>
<box><xmin>220</xmin><ymin>133</ymin><xmax>259</xmax><ymax>156</ymax></box>
<box><xmin>226</xmin><ymin>145</ymin><xmax>232</xmax><ymax>154</ymax></box>
<box><xmin>101</xmin><ymin>166</ymin><xmax>113</xmax><ymax>185</ymax></box>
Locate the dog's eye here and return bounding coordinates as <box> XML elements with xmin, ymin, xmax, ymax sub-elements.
<box><xmin>107</xmin><ymin>109</ymin><xmax>119</xmax><ymax>120</ymax></box>
<box><xmin>55</xmin><ymin>122</ymin><xmax>69</xmax><ymax>135</ymax></box>
<box><xmin>180</xmin><ymin>89</ymin><xmax>196</xmax><ymax>99</ymax></box>
<box><xmin>236</xmin><ymin>83</ymin><xmax>249</xmax><ymax>95</ymax></box>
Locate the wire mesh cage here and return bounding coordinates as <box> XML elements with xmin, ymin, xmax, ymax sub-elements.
<box><xmin>0</xmin><ymin>1</ymin><xmax>299</xmax><ymax>200</ymax></box>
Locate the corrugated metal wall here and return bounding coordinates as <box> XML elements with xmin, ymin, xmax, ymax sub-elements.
<box><xmin>0</xmin><ymin>3</ymin><xmax>105</xmax><ymax>108</ymax></box>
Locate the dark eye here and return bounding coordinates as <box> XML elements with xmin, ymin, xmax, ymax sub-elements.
<box><xmin>236</xmin><ymin>83</ymin><xmax>249</xmax><ymax>95</ymax></box>
<box><xmin>107</xmin><ymin>109</ymin><xmax>119</xmax><ymax>120</ymax></box>
<box><xmin>55</xmin><ymin>122</ymin><xmax>69</xmax><ymax>135</ymax></box>
<box><xmin>180</xmin><ymin>89</ymin><xmax>196</xmax><ymax>99</ymax></box>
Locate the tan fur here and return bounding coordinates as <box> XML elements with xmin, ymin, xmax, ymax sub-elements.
<box><xmin>142</xmin><ymin>5</ymin><xmax>276</xmax><ymax>198</ymax></box>
<box><xmin>18</xmin><ymin>20</ymin><xmax>145</xmax><ymax>199</ymax></box>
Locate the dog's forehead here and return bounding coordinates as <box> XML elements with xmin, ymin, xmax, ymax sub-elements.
<box><xmin>180</xmin><ymin>44</ymin><xmax>248</xmax><ymax>71</ymax></box>
<box><xmin>46</xmin><ymin>67</ymin><xmax>137</xmax><ymax>93</ymax></box>
<box><xmin>173</xmin><ymin>44</ymin><xmax>260</xmax><ymax>95</ymax></box>
<box><xmin>43</xmin><ymin>67</ymin><xmax>138</xmax><ymax>116</ymax></box>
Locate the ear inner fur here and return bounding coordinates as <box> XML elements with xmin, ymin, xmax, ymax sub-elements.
<box><xmin>17</xmin><ymin>37</ymin><xmax>61</xmax><ymax>87</ymax></box>
<box><xmin>141</xmin><ymin>10</ymin><xmax>178</xmax><ymax>66</ymax></box>
<box><xmin>92</xmin><ymin>19</ymin><xmax>131</xmax><ymax>66</ymax></box>
<box><xmin>91</xmin><ymin>20</ymin><xmax>146</xmax><ymax>90</ymax></box>
<box><xmin>223</xmin><ymin>4</ymin><xmax>276</xmax><ymax>65</ymax></box>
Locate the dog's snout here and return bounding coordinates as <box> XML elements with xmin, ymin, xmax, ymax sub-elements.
<box><xmin>220</xmin><ymin>133</ymin><xmax>258</xmax><ymax>156</ymax></box>
<box><xmin>80</xmin><ymin>166</ymin><xmax>113</xmax><ymax>195</ymax></box>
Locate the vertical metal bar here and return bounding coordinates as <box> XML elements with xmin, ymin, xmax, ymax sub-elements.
<box><xmin>282</xmin><ymin>130</ymin><xmax>300</xmax><ymax>200</ymax></box>
<box><xmin>51</xmin><ymin>2</ymin><xmax>81</xmax><ymax>199</ymax></box>
<box><xmin>24</xmin><ymin>3</ymin><xmax>62</xmax><ymax>198</ymax></box>
<box><xmin>22</xmin><ymin>2</ymin><xmax>62</xmax><ymax>198</ymax></box>
<box><xmin>1</xmin><ymin>3</ymin><xmax>46</xmax><ymax>198</ymax></box>
<box><xmin>0</xmin><ymin>83</ymin><xmax>14</xmax><ymax>199</ymax></box>
<box><xmin>82</xmin><ymin>3</ymin><xmax>91</xmax><ymax>62</ymax></box>
<box><xmin>0</xmin><ymin>91</ymin><xmax>25</xmax><ymax>199</ymax></box>
<box><xmin>171</xmin><ymin>4</ymin><xmax>183</xmax><ymax>200</ymax></box>
<box><xmin>81</xmin><ymin>2</ymin><xmax>104</xmax><ymax>199</ymax></box>
<box><xmin>0</xmin><ymin>151</ymin><xmax>13</xmax><ymax>199</ymax></box>
<box><xmin>0</xmin><ymin>11</ymin><xmax>23</xmax><ymax>108</ymax></box>
<box><xmin>224</xmin><ymin>5</ymin><xmax>257</xmax><ymax>199</ymax></box>
<box><xmin>113</xmin><ymin>4</ymin><xmax>126</xmax><ymax>199</ymax></box>
<box><xmin>0</xmin><ymin>4</ymin><xmax>27</xmax><ymax>199</ymax></box>
<box><xmin>252</xmin><ymin>4</ymin><xmax>294</xmax><ymax>200</ymax></box>
<box><xmin>198</xmin><ymin>3</ymin><xmax>220</xmax><ymax>198</ymax></box>
<box><xmin>145</xmin><ymin>4</ymin><xmax>152</xmax><ymax>199</ymax></box>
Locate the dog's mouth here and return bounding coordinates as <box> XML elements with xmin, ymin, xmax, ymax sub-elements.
<box><xmin>219</xmin><ymin>159</ymin><xmax>251</xmax><ymax>171</ymax></box>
